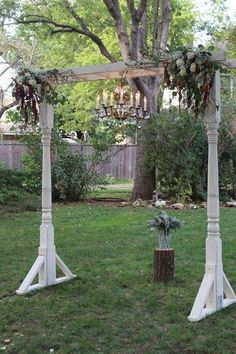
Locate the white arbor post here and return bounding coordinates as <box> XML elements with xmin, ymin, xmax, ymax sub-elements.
<box><xmin>188</xmin><ymin>71</ymin><xmax>236</xmax><ymax>321</ymax></box>
<box><xmin>16</xmin><ymin>101</ymin><xmax>76</xmax><ymax>295</ymax></box>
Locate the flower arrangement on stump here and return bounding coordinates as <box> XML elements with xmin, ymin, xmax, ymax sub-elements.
<box><xmin>12</xmin><ymin>68</ymin><xmax>60</xmax><ymax>125</ymax></box>
<box><xmin>147</xmin><ymin>211</ymin><xmax>183</xmax><ymax>282</ymax></box>
<box><xmin>162</xmin><ymin>46</ymin><xmax>221</xmax><ymax>118</ymax></box>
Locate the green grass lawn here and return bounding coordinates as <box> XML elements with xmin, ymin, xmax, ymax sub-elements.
<box><xmin>89</xmin><ymin>179</ymin><xmax>133</xmax><ymax>200</ymax></box>
<box><xmin>1</xmin><ymin>205</ymin><xmax>236</xmax><ymax>353</ymax></box>
<box><xmin>89</xmin><ymin>187</ymin><xmax>132</xmax><ymax>200</ymax></box>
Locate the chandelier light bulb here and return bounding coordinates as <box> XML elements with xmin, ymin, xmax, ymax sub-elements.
<box><xmin>130</xmin><ymin>92</ymin><xmax>134</xmax><ymax>107</ymax></box>
<box><xmin>96</xmin><ymin>95</ymin><xmax>100</xmax><ymax>109</ymax></box>
<box><xmin>103</xmin><ymin>90</ymin><xmax>108</xmax><ymax>106</ymax></box>
<box><xmin>110</xmin><ymin>92</ymin><xmax>114</xmax><ymax>106</ymax></box>
<box><xmin>144</xmin><ymin>96</ymin><xmax>147</xmax><ymax>111</ymax></box>
<box><xmin>135</xmin><ymin>91</ymin><xmax>140</xmax><ymax>107</ymax></box>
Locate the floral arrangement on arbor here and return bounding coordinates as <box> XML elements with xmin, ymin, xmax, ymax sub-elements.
<box><xmin>12</xmin><ymin>68</ymin><xmax>60</xmax><ymax>124</ymax></box>
<box><xmin>162</xmin><ymin>46</ymin><xmax>221</xmax><ymax>118</ymax></box>
<box><xmin>147</xmin><ymin>211</ymin><xmax>183</xmax><ymax>249</ymax></box>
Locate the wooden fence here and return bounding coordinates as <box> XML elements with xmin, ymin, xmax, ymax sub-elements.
<box><xmin>0</xmin><ymin>141</ymin><xmax>137</xmax><ymax>179</ymax></box>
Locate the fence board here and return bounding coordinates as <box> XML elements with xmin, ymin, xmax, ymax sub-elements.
<box><xmin>0</xmin><ymin>141</ymin><xmax>136</xmax><ymax>179</ymax></box>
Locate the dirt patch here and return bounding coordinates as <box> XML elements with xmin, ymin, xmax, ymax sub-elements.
<box><xmin>83</xmin><ymin>198</ymin><xmax>130</xmax><ymax>206</ymax></box>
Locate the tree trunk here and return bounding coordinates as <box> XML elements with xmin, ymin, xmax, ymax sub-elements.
<box><xmin>153</xmin><ymin>248</ymin><xmax>175</xmax><ymax>282</ymax></box>
<box><xmin>130</xmin><ymin>141</ymin><xmax>156</xmax><ymax>201</ymax></box>
<box><xmin>130</xmin><ymin>77</ymin><xmax>160</xmax><ymax>201</ymax></box>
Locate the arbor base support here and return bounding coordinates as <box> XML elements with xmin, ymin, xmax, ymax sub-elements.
<box><xmin>16</xmin><ymin>253</ymin><xmax>76</xmax><ymax>295</ymax></box>
<box><xmin>188</xmin><ymin>272</ymin><xmax>236</xmax><ymax>322</ymax></box>
<box><xmin>153</xmin><ymin>248</ymin><xmax>175</xmax><ymax>282</ymax></box>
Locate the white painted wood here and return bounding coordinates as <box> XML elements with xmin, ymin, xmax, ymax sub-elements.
<box><xmin>188</xmin><ymin>71</ymin><xmax>236</xmax><ymax>321</ymax></box>
<box><xmin>15</xmin><ymin>256</ymin><xmax>44</xmax><ymax>295</ymax></box>
<box><xmin>37</xmin><ymin>51</ymin><xmax>236</xmax><ymax>85</ymax></box>
<box><xmin>210</xmin><ymin>49</ymin><xmax>226</xmax><ymax>63</ymax></box>
<box><xmin>47</xmin><ymin>61</ymin><xmax>164</xmax><ymax>83</ymax></box>
<box><xmin>224</xmin><ymin>58</ymin><xmax>236</xmax><ymax>69</ymax></box>
<box><xmin>16</xmin><ymin>102</ymin><xmax>76</xmax><ymax>295</ymax></box>
<box><xmin>56</xmin><ymin>254</ymin><xmax>75</xmax><ymax>277</ymax></box>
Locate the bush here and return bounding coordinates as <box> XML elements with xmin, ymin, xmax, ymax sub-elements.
<box><xmin>52</xmin><ymin>149</ymin><xmax>105</xmax><ymax>201</ymax></box>
<box><xmin>19</xmin><ymin>122</ymin><xmax>119</xmax><ymax>202</ymax></box>
<box><xmin>144</xmin><ymin>98</ymin><xmax>236</xmax><ymax>202</ymax></box>
<box><xmin>0</xmin><ymin>164</ymin><xmax>25</xmax><ymax>189</ymax></box>
<box><xmin>0</xmin><ymin>163</ymin><xmax>40</xmax><ymax>213</ymax></box>
<box><xmin>218</xmin><ymin>97</ymin><xmax>236</xmax><ymax>200</ymax></box>
<box><xmin>0</xmin><ymin>188</ymin><xmax>40</xmax><ymax>211</ymax></box>
<box><xmin>144</xmin><ymin>109</ymin><xmax>208</xmax><ymax>201</ymax></box>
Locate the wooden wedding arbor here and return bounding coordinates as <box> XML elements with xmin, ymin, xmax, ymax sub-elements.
<box><xmin>15</xmin><ymin>51</ymin><xmax>236</xmax><ymax>322</ymax></box>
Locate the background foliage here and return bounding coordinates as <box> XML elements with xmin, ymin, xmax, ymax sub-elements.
<box><xmin>143</xmin><ymin>91</ymin><xmax>236</xmax><ymax>202</ymax></box>
<box><xmin>16</xmin><ymin>115</ymin><xmax>128</xmax><ymax>202</ymax></box>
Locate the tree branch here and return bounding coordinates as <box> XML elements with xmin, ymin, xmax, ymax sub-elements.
<box><xmin>160</xmin><ymin>0</ymin><xmax>171</xmax><ymax>51</ymax></box>
<box><xmin>6</xmin><ymin>13</ymin><xmax>117</xmax><ymax>63</ymax></box>
<box><xmin>0</xmin><ymin>100</ymin><xmax>17</xmax><ymax>119</ymax></box>
<box><xmin>152</xmin><ymin>0</ymin><xmax>160</xmax><ymax>56</ymax></box>
<box><xmin>10</xmin><ymin>15</ymin><xmax>85</xmax><ymax>32</ymax></box>
<box><xmin>63</xmin><ymin>0</ymin><xmax>117</xmax><ymax>62</ymax></box>
<box><xmin>103</xmin><ymin>0</ymin><xmax>131</xmax><ymax>61</ymax></box>
<box><xmin>126</xmin><ymin>0</ymin><xmax>147</xmax><ymax>59</ymax></box>
<box><xmin>126</xmin><ymin>0</ymin><xmax>139</xmax><ymax>59</ymax></box>
<box><xmin>136</xmin><ymin>0</ymin><xmax>147</xmax><ymax>21</ymax></box>
<box><xmin>0</xmin><ymin>58</ymin><xmax>20</xmax><ymax>77</ymax></box>
<box><xmin>63</xmin><ymin>0</ymin><xmax>89</xmax><ymax>33</ymax></box>
<box><xmin>138</xmin><ymin>8</ymin><xmax>148</xmax><ymax>57</ymax></box>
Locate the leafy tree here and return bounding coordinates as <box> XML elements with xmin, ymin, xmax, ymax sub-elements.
<box><xmin>0</xmin><ymin>0</ymin><xmax>227</xmax><ymax>200</ymax></box>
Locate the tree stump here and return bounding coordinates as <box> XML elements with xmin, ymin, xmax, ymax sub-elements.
<box><xmin>153</xmin><ymin>248</ymin><xmax>175</xmax><ymax>282</ymax></box>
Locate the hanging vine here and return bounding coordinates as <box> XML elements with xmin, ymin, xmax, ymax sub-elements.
<box><xmin>161</xmin><ymin>45</ymin><xmax>222</xmax><ymax>118</ymax></box>
<box><xmin>12</xmin><ymin>68</ymin><xmax>63</xmax><ymax>124</ymax></box>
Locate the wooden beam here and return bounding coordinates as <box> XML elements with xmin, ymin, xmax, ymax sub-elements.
<box><xmin>43</xmin><ymin>50</ymin><xmax>236</xmax><ymax>85</ymax></box>
<box><xmin>223</xmin><ymin>58</ymin><xmax>236</xmax><ymax>69</ymax></box>
<box><xmin>46</xmin><ymin>61</ymin><xmax>164</xmax><ymax>84</ymax></box>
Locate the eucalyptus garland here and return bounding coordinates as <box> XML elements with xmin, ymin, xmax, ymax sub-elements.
<box><xmin>12</xmin><ymin>68</ymin><xmax>61</xmax><ymax>124</ymax></box>
<box><xmin>162</xmin><ymin>46</ymin><xmax>221</xmax><ymax>118</ymax></box>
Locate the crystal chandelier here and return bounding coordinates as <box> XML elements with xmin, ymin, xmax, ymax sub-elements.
<box><xmin>94</xmin><ymin>83</ymin><xmax>149</xmax><ymax>125</ymax></box>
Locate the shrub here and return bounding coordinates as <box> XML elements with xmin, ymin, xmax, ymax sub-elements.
<box><xmin>19</xmin><ymin>121</ymin><xmax>120</xmax><ymax>202</ymax></box>
<box><xmin>0</xmin><ymin>164</ymin><xmax>25</xmax><ymax>189</ymax></box>
<box><xmin>144</xmin><ymin>109</ymin><xmax>208</xmax><ymax>201</ymax></box>
<box><xmin>144</xmin><ymin>97</ymin><xmax>236</xmax><ymax>202</ymax></box>
<box><xmin>0</xmin><ymin>164</ymin><xmax>41</xmax><ymax>213</ymax></box>
<box><xmin>52</xmin><ymin>149</ymin><xmax>104</xmax><ymax>201</ymax></box>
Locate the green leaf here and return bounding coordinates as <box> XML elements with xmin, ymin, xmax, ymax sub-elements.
<box><xmin>208</xmin><ymin>46</ymin><xmax>215</xmax><ymax>52</ymax></box>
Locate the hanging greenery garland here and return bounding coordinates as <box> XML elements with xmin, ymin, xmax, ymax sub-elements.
<box><xmin>12</xmin><ymin>68</ymin><xmax>62</xmax><ymax>125</ymax></box>
<box><xmin>161</xmin><ymin>45</ymin><xmax>222</xmax><ymax>118</ymax></box>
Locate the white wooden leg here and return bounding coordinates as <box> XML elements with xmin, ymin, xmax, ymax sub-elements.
<box><xmin>16</xmin><ymin>256</ymin><xmax>44</xmax><ymax>295</ymax></box>
<box><xmin>16</xmin><ymin>102</ymin><xmax>76</xmax><ymax>295</ymax></box>
<box><xmin>188</xmin><ymin>71</ymin><xmax>236</xmax><ymax>321</ymax></box>
<box><xmin>56</xmin><ymin>253</ymin><xmax>76</xmax><ymax>278</ymax></box>
<box><xmin>223</xmin><ymin>273</ymin><xmax>236</xmax><ymax>306</ymax></box>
